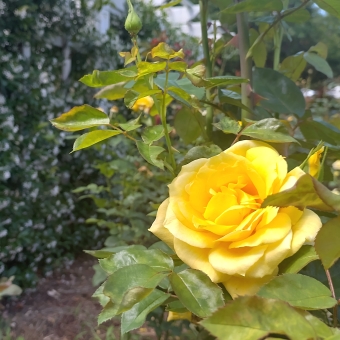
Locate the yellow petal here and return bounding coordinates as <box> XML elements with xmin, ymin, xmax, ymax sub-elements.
<box><xmin>209</xmin><ymin>244</ymin><xmax>268</xmax><ymax>276</ymax></box>
<box><xmin>149</xmin><ymin>199</ymin><xmax>174</xmax><ymax>249</ymax></box>
<box><xmin>227</xmin><ymin>140</ymin><xmax>277</xmax><ymax>157</ymax></box>
<box><xmin>223</xmin><ymin>268</ymin><xmax>278</xmax><ymax>298</ymax></box>
<box><xmin>288</xmin><ymin>209</ymin><xmax>322</xmax><ymax>255</ymax></box>
<box><xmin>174</xmin><ymin>238</ymin><xmax>229</xmax><ymax>282</ymax></box>
<box><xmin>245</xmin><ymin>231</ymin><xmax>292</xmax><ymax>277</ymax></box>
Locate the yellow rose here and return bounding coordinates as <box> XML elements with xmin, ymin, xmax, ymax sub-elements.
<box><xmin>149</xmin><ymin>141</ymin><xmax>322</xmax><ymax>298</ymax></box>
<box><xmin>131</xmin><ymin>96</ymin><xmax>154</xmax><ymax>113</ymax></box>
<box><xmin>308</xmin><ymin>146</ymin><xmax>324</xmax><ymax>178</ymax></box>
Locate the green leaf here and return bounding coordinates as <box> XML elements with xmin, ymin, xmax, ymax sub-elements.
<box><xmin>304</xmin><ymin>52</ymin><xmax>333</xmax><ymax>78</ymax></box>
<box><xmin>213</xmin><ymin>116</ymin><xmax>241</xmax><ymax>135</ymax></box>
<box><xmin>168</xmin><ymin>86</ymin><xmax>200</xmax><ymax>109</ymax></box>
<box><xmin>174</xmin><ymin>108</ymin><xmax>204</xmax><ymax>144</ymax></box>
<box><xmin>249</xmin><ymin>28</ymin><xmax>267</xmax><ymax>68</ymax></box>
<box><xmin>313</xmin><ymin>0</ymin><xmax>340</xmax><ymax>19</ymax></box>
<box><xmin>137</xmin><ymin>61</ymin><xmax>167</xmax><ymax>78</ymax></box>
<box><xmin>203</xmin><ymin>76</ymin><xmax>248</xmax><ymax>89</ymax></box>
<box><xmin>94</xmin><ymin>82</ymin><xmax>129</xmax><ymax>100</ymax></box>
<box><xmin>186</xmin><ymin>64</ymin><xmax>206</xmax><ymax>87</ymax></box>
<box><xmin>253</xmin><ymin>68</ymin><xmax>306</xmax><ymax>117</ymax></box>
<box><xmin>279</xmin><ymin>246</ymin><xmax>319</xmax><ymax>274</ymax></box>
<box><xmin>242</xmin><ymin>118</ymin><xmax>297</xmax><ymax>143</ymax></box>
<box><xmin>50</xmin><ymin>105</ymin><xmax>109</xmax><ymax>131</ymax></box>
<box><xmin>158</xmin><ymin>0</ymin><xmax>181</xmax><ymax>9</ymax></box>
<box><xmin>84</xmin><ymin>245</ymin><xmax>146</xmax><ymax>259</ymax></box>
<box><xmin>92</xmin><ymin>284</ymin><xmax>110</xmax><ymax>307</ymax></box>
<box><xmin>121</xmin><ymin>289</ymin><xmax>170</xmax><ymax>334</ymax></box>
<box><xmin>136</xmin><ymin>141</ymin><xmax>165</xmax><ymax>169</ymax></box>
<box><xmin>103</xmin><ymin>264</ymin><xmax>167</xmax><ymax>316</ymax></box>
<box><xmin>283</xmin><ymin>8</ymin><xmax>311</xmax><ymax>23</ymax></box>
<box><xmin>166</xmin><ymin>300</ymin><xmax>189</xmax><ymax>313</ymax></box>
<box><xmin>148</xmin><ymin>241</ymin><xmax>174</xmax><ymax>255</ymax></box>
<box><xmin>300</xmin><ymin>120</ymin><xmax>340</xmax><ymax>146</ymax></box>
<box><xmin>170</xmin><ymin>269</ymin><xmax>224</xmax><ymax>318</ymax></box>
<box><xmin>257</xmin><ymin>274</ymin><xmax>337</xmax><ymax>310</ymax></box>
<box><xmin>151</xmin><ymin>42</ymin><xmax>185</xmax><ymax>60</ymax></box>
<box><xmin>142</xmin><ymin>125</ymin><xmax>168</xmax><ymax>144</ymax></box>
<box><xmin>309</xmin><ymin>42</ymin><xmax>328</xmax><ymax>59</ymax></box>
<box><xmin>219</xmin><ymin>89</ymin><xmax>252</xmax><ymax>113</ymax></box>
<box><xmin>262</xmin><ymin>173</ymin><xmax>340</xmax><ymax>212</ymax></box>
<box><xmin>169</xmin><ymin>61</ymin><xmax>187</xmax><ymax>72</ymax></box>
<box><xmin>99</xmin><ymin>248</ymin><xmax>174</xmax><ymax>275</ymax></box>
<box><xmin>298</xmin><ymin>310</ymin><xmax>335</xmax><ymax>339</ymax></box>
<box><xmin>72</xmin><ymin>130</ymin><xmax>121</xmax><ymax>152</ymax></box>
<box><xmin>98</xmin><ymin>301</ymin><xmax>117</xmax><ymax>325</ymax></box>
<box><xmin>80</xmin><ymin>68</ymin><xmax>137</xmax><ymax>87</ymax></box>
<box><xmin>221</xmin><ymin>0</ymin><xmax>282</xmax><ymax>13</ymax></box>
<box><xmin>92</xmin><ymin>264</ymin><xmax>108</xmax><ymax>286</ymax></box>
<box><xmin>200</xmin><ymin>296</ymin><xmax>315</xmax><ymax>340</ymax></box>
<box><xmin>315</xmin><ymin>216</ymin><xmax>340</xmax><ymax>270</ymax></box>
<box><xmin>124</xmin><ymin>89</ymin><xmax>161</xmax><ymax>109</ymax></box>
<box><xmin>180</xmin><ymin>145</ymin><xmax>222</xmax><ymax>167</ymax></box>
<box><xmin>279</xmin><ymin>52</ymin><xmax>307</xmax><ymax>81</ymax></box>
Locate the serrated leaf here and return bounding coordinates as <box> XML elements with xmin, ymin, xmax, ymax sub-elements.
<box><xmin>92</xmin><ymin>284</ymin><xmax>110</xmax><ymax>307</ymax></box>
<box><xmin>315</xmin><ymin>216</ymin><xmax>340</xmax><ymax>270</ymax></box>
<box><xmin>151</xmin><ymin>42</ymin><xmax>185</xmax><ymax>60</ymax></box>
<box><xmin>279</xmin><ymin>245</ymin><xmax>319</xmax><ymax>274</ymax></box>
<box><xmin>241</xmin><ymin>118</ymin><xmax>298</xmax><ymax>143</ymax></box>
<box><xmin>84</xmin><ymin>245</ymin><xmax>146</xmax><ymax>259</ymax></box>
<box><xmin>174</xmin><ymin>108</ymin><xmax>204</xmax><ymax>144</ymax></box>
<box><xmin>169</xmin><ymin>61</ymin><xmax>187</xmax><ymax>72</ymax></box>
<box><xmin>221</xmin><ymin>0</ymin><xmax>283</xmax><ymax>13</ymax></box>
<box><xmin>137</xmin><ymin>61</ymin><xmax>167</xmax><ymax>78</ymax></box>
<box><xmin>72</xmin><ymin>130</ymin><xmax>121</xmax><ymax>152</ymax></box>
<box><xmin>200</xmin><ymin>296</ymin><xmax>315</xmax><ymax>340</ymax></box>
<box><xmin>253</xmin><ymin>68</ymin><xmax>306</xmax><ymax>117</ymax></box>
<box><xmin>213</xmin><ymin>116</ymin><xmax>241</xmax><ymax>135</ymax></box>
<box><xmin>203</xmin><ymin>76</ymin><xmax>248</xmax><ymax>89</ymax></box>
<box><xmin>121</xmin><ymin>289</ymin><xmax>170</xmax><ymax>334</ymax></box>
<box><xmin>170</xmin><ymin>269</ymin><xmax>224</xmax><ymax>318</ymax></box>
<box><xmin>103</xmin><ymin>264</ymin><xmax>167</xmax><ymax>316</ymax></box>
<box><xmin>50</xmin><ymin>105</ymin><xmax>109</xmax><ymax>131</ymax></box>
<box><xmin>142</xmin><ymin>125</ymin><xmax>165</xmax><ymax>144</ymax></box>
<box><xmin>136</xmin><ymin>141</ymin><xmax>165</xmax><ymax>169</ymax></box>
<box><xmin>180</xmin><ymin>145</ymin><xmax>222</xmax><ymax>167</ymax></box>
<box><xmin>279</xmin><ymin>53</ymin><xmax>307</xmax><ymax>81</ymax></box>
<box><xmin>94</xmin><ymin>82</ymin><xmax>129</xmax><ymax>100</ymax></box>
<box><xmin>257</xmin><ymin>274</ymin><xmax>336</xmax><ymax>310</ymax></box>
<box><xmin>313</xmin><ymin>0</ymin><xmax>340</xmax><ymax>19</ymax></box>
<box><xmin>80</xmin><ymin>68</ymin><xmax>137</xmax><ymax>87</ymax></box>
<box><xmin>99</xmin><ymin>248</ymin><xmax>174</xmax><ymax>275</ymax></box>
<box><xmin>262</xmin><ymin>173</ymin><xmax>340</xmax><ymax>212</ymax></box>
<box><xmin>98</xmin><ymin>301</ymin><xmax>117</xmax><ymax>325</ymax></box>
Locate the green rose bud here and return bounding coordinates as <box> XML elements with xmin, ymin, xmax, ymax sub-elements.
<box><xmin>125</xmin><ymin>0</ymin><xmax>142</xmax><ymax>36</ymax></box>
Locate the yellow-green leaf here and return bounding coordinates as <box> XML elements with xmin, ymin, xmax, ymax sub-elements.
<box><xmin>72</xmin><ymin>130</ymin><xmax>121</xmax><ymax>152</ymax></box>
<box><xmin>137</xmin><ymin>61</ymin><xmax>167</xmax><ymax>78</ymax></box>
<box><xmin>50</xmin><ymin>105</ymin><xmax>109</xmax><ymax>131</ymax></box>
<box><xmin>151</xmin><ymin>42</ymin><xmax>185</xmax><ymax>60</ymax></box>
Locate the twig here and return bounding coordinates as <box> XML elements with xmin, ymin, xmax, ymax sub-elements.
<box><xmin>108</xmin><ymin>124</ymin><xmax>137</xmax><ymax>142</ymax></box>
<box><xmin>326</xmin><ymin>269</ymin><xmax>338</xmax><ymax>328</ymax></box>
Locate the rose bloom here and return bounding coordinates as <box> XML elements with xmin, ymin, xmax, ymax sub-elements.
<box><xmin>131</xmin><ymin>96</ymin><xmax>154</xmax><ymax>113</ymax></box>
<box><xmin>150</xmin><ymin>141</ymin><xmax>322</xmax><ymax>297</ymax></box>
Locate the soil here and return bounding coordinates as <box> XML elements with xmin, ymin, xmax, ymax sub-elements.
<box><xmin>1</xmin><ymin>255</ymin><xmax>157</xmax><ymax>340</ymax></box>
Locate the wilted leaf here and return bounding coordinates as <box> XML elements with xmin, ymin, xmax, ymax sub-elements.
<box><xmin>50</xmin><ymin>105</ymin><xmax>109</xmax><ymax>131</ymax></box>
<box><xmin>200</xmin><ymin>296</ymin><xmax>315</xmax><ymax>340</ymax></box>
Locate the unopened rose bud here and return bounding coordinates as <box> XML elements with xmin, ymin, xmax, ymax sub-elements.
<box><xmin>125</xmin><ymin>0</ymin><xmax>142</xmax><ymax>36</ymax></box>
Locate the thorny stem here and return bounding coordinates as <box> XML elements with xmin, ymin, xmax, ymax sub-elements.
<box><xmin>199</xmin><ymin>0</ymin><xmax>213</xmax><ymax>140</ymax></box>
<box><xmin>326</xmin><ymin>269</ymin><xmax>338</xmax><ymax>327</ymax></box>
<box><xmin>235</xmin><ymin>0</ymin><xmax>253</xmax><ymax>119</ymax></box>
<box><xmin>108</xmin><ymin>124</ymin><xmax>136</xmax><ymax>142</ymax></box>
<box><xmin>161</xmin><ymin>62</ymin><xmax>176</xmax><ymax>173</ymax></box>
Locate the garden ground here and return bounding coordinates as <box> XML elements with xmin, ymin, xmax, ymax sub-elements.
<box><xmin>1</xmin><ymin>255</ymin><xmax>157</xmax><ymax>340</ymax></box>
